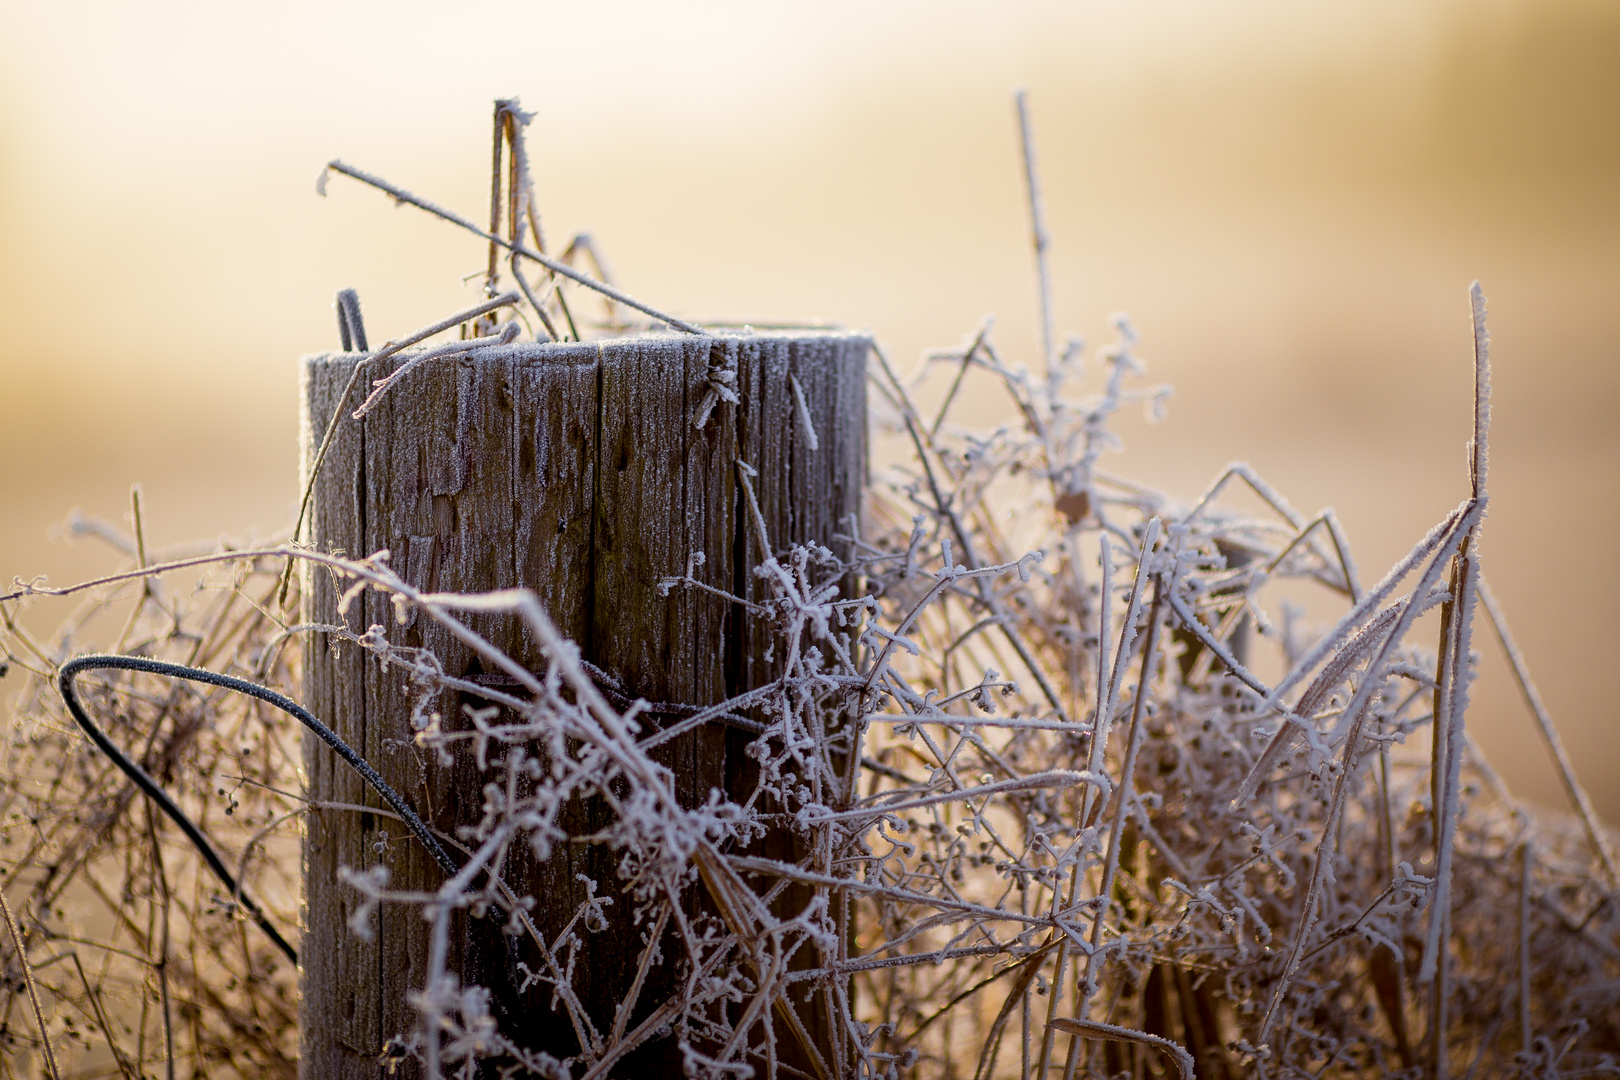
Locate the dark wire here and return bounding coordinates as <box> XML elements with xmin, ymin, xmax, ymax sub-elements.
<box><xmin>58</xmin><ymin>654</ymin><xmax>459</xmax><ymax>967</ymax></box>
<box><xmin>336</xmin><ymin>287</ymin><xmax>368</xmax><ymax>352</ymax></box>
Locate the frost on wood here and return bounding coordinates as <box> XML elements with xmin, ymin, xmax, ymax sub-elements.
<box><xmin>298</xmin><ymin>328</ymin><xmax>869</xmax><ymax>1079</ymax></box>
<box><xmin>3</xmin><ymin>295</ymin><xmax>1617</xmax><ymax>1078</ymax></box>
<box><xmin>0</xmin><ymin>97</ymin><xmax>1616</xmax><ymax>1080</ymax></box>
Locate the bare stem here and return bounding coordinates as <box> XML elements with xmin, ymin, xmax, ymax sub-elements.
<box><xmin>0</xmin><ymin>882</ymin><xmax>61</xmax><ymax>1080</ymax></box>
<box><xmin>1015</xmin><ymin>89</ymin><xmax>1055</xmax><ymax>374</ymax></box>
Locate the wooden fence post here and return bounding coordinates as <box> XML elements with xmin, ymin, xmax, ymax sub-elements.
<box><xmin>299</xmin><ymin>330</ymin><xmax>868</xmax><ymax>1078</ymax></box>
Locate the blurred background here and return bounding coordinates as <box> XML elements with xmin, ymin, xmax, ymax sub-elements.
<box><xmin>1</xmin><ymin>0</ymin><xmax>1615</xmax><ymax>821</ymax></box>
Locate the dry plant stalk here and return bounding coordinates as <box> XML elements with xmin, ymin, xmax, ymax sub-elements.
<box><xmin>1</xmin><ymin>97</ymin><xmax>1616</xmax><ymax>1080</ymax></box>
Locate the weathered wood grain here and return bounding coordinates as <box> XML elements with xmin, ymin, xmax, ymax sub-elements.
<box><xmin>300</xmin><ymin>353</ymin><xmax>379</xmax><ymax>1078</ymax></box>
<box><xmin>301</xmin><ymin>330</ymin><xmax>868</xmax><ymax>1078</ymax></box>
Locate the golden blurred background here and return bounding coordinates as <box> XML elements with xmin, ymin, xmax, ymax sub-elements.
<box><xmin>2</xmin><ymin>0</ymin><xmax>1616</xmax><ymax>820</ymax></box>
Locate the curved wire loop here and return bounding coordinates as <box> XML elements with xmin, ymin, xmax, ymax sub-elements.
<box><xmin>58</xmin><ymin>653</ymin><xmax>459</xmax><ymax>967</ymax></box>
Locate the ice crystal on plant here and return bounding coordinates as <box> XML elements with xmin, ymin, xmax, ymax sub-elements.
<box><xmin>0</xmin><ymin>101</ymin><xmax>1615</xmax><ymax>1080</ymax></box>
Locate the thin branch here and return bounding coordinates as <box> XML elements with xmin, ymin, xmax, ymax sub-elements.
<box><xmin>0</xmin><ymin>882</ymin><xmax>61</xmax><ymax>1080</ymax></box>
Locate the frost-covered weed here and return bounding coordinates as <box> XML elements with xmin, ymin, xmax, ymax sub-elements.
<box><xmin>1</xmin><ymin>101</ymin><xmax>1617</xmax><ymax>1080</ymax></box>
